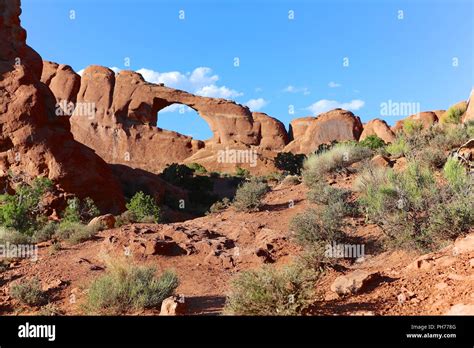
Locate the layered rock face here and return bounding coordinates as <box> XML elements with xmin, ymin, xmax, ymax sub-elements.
<box><xmin>284</xmin><ymin>109</ymin><xmax>363</xmax><ymax>154</ymax></box>
<box><xmin>41</xmin><ymin>65</ymin><xmax>290</xmax><ymax>174</ymax></box>
<box><xmin>0</xmin><ymin>0</ymin><xmax>125</xmax><ymax>213</ymax></box>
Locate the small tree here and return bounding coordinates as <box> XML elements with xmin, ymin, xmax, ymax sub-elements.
<box><xmin>62</xmin><ymin>197</ymin><xmax>100</xmax><ymax>224</ymax></box>
<box><xmin>0</xmin><ymin>177</ymin><xmax>52</xmax><ymax>235</ymax></box>
<box><xmin>359</xmin><ymin>135</ymin><xmax>386</xmax><ymax>150</ymax></box>
<box><xmin>126</xmin><ymin>191</ymin><xmax>161</xmax><ymax>223</ymax></box>
<box><xmin>274</xmin><ymin>152</ymin><xmax>306</xmax><ymax>175</ymax></box>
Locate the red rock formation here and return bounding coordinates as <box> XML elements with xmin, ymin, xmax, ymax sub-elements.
<box><xmin>463</xmin><ymin>90</ymin><xmax>474</xmax><ymax>123</ymax></box>
<box><xmin>360</xmin><ymin>119</ymin><xmax>395</xmax><ymax>143</ymax></box>
<box><xmin>251</xmin><ymin>112</ymin><xmax>289</xmax><ymax>150</ymax></box>
<box><xmin>0</xmin><ymin>0</ymin><xmax>125</xmax><ymax>213</ymax></box>
<box><xmin>284</xmin><ymin>109</ymin><xmax>363</xmax><ymax>154</ymax></box>
<box><xmin>392</xmin><ymin>111</ymin><xmax>441</xmax><ymax>133</ymax></box>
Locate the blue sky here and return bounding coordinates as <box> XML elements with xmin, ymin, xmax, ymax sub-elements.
<box><xmin>22</xmin><ymin>0</ymin><xmax>473</xmax><ymax>140</ymax></box>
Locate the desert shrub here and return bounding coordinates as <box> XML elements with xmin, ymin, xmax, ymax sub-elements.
<box><xmin>386</xmin><ymin>137</ymin><xmax>408</xmax><ymax>158</ymax></box>
<box><xmin>290</xmin><ymin>204</ymin><xmax>347</xmax><ymax>247</ymax></box>
<box><xmin>114</xmin><ymin>210</ymin><xmax>135</xmax><ymax>227</ymax></box>
<box><xmin>403</xmin><ymin>118</ymin><xmax>424</xmax><ymax>135</ymax></box>
<box><xmin>62</xmin><ymin>197</ymin><xmax>100</xmax><ymax>224</ymax></box>
<box><xmin>86</xmin><ymin>262</ymin><xmax>179</xmax><ymax>314</ymax></box>
<box><xmin>48</xmin><ymin>241</ymin><xmax>62</xmax><ymax>255</ymax></box>
<box><xmin>274</xmin><ymin>152</ymin><xmax>306</xmax><ymax>175</ymax></box>
<box><xmin>0</xmin><ymin>177</ymin><xmax>52</xmax><ymax>235</ymax></box>
<box><xmin>207</xmin><ymin>197</ymin><xmax>231</xmax><ymax>214</ymax></box>
<box><xmin>126</xmin><ymin>191</ymin><xmax>161</xmax><ymax>223</ymax></box>
<box><xmin>302</xmin><ymin>143</ymin><xmax>372</xmax><ymax>187</ymax></box>
<box><xmin>10</xmin><ymin>278</ymin><xmax>47</xmax><ymax>306</ymax></box>
<box><xmin>32</xmin><ymin>221</ymin><xmax>58</xmax><ymax>243</ymax></box>
<box><xmin>0</xmin><ymin>226</ymin><xmax>31</xmax><ymax>244</ymax></box>
<box><xmin>441</xmin><ymin>105</ymin><xmax>467</xmax><ymax>124</ymax></box>
<box><xmin>224</xmin><ymin>263</ymin><xmax>317</xmax><ymax>315</ymax></box>
<box><xmin>39</xmin><ymin>303</ymin><xmax>63</xmax><ymax>316</ymax></box>
<box><xmin>356</xmin><ymin>162</ymin><xmax>473</xmax><ymax>251</ymax></box>
<box><xmin>359</xmin><ymin>135</ymin><xmax>386</xmax><ymax>150</ymax></box>
<box><xmin>413</xmin><ymin>146</ymin><xmax>446</xmax><ymax>169</ymax></box>
<box><xmin>430</xmin><ymin>124</ymin><xmax>471</xmax><ymax>151</ymax></box>
<box><xmin>55</xmin><ymin>222</ymin><xmax>99</xmax><ymax>245</ymax></box>
<box><xmin>443</xmin><ymin>157</ymin><xmax>469</xmax><ymax>190</ymax></box>
<box><xmin>314</xmin><ymin>140</ymin><xmax>338</xmax><ymax>155</ymax></box>
<box><xmin>235</xmin><ymin>167</ymin><xmax>250</xmax><ymax>178</ymax></box>
<box><xmin>186</xmin><ymin>162</ymin><xmax>207</xmax><ymax>174</ymax></box>
<box><xmin>307</xmin><ymin>180</ymin><xmax>351</xmax><ymax>206</ymax></box>
<box><xmin>233</xmin><ymin>178</ymin><xmax>270</xmax><ymax>212</ymax></box>
<box><xmin>160</xmin><ymin>163</ymin><xmax>194</xmax><ymax>186</ymax></box>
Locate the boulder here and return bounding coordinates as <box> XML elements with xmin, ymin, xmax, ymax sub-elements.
<box><xmin>445</xmin><ymin>303</ymin><xmax>474</xmax><ymax>315</ymax></box>
<box><xmin>360</xmin><ymin>119</ymin><xmax>395</xmax><ymax>143</ymax></box>
<box><xmin>88</xmin><ymin>214</ymin><xmax>116</xmax><ymax>229</ymax></box>
<box><xmin>370</xmin><ymin>155</ymin><xmax>391</xmax><ymax>168</ymax></box>
<box><xmin>330</xmin><ymin>270</ymin><xmax>382</xmax><ymax>296</ymax></box>
<box><xmin>160</xmin><ymin>295</ymin><xmax>186</xmax><ymax>315</ymax></box>
<box><xmin>452</xmin><ymin>233</ymin><xmax>474</xmax><ymax>255</ymax></box>
<box><xmin>284</xmin><ymin>109</ymin><xmax>363</xmax><ymax>154</ymax></box>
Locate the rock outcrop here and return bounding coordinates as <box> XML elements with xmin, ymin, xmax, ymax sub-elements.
<box><xmin>284</xmin><ymin>109</ymin><xmax>363</xmax><ymax>154</ymax></box>
<box><xmin>0</xmin><ymin>0</ymin><xmax>125</xmax><ymax>213</ymax></box>
<box><xmin>463</xmin><ymin>89</ymin><xmax>474</xmax><ymax>123</ymax></box>
<box><xmin>359</xmin><ymin>119</ymin><xmax>395</xmax><ymax>143</ymax></box>
<box><xmin>392</xmin><ymin>111</ymin><xmax>442</xmax><ymax>133</ymax></box>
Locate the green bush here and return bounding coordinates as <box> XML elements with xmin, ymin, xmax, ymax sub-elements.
<box><xmin>32</xmin><ymin>222</ymin><xmax>58</xmax><ymax>243</ymax></box>
<box><xmin>403</xmin><ymin>118</ymin><xmax>424</xmax><ymax>135</ymax></box>
<box><xmin>290</xmin><ymin>205</ymin><xmax>346</xmax><ymax>247</ymax></box>
<box><xmin>207</xmin><ymin>197</ymin><xmax>231</xmax><ymax>214</ymax></box>
<box><xmin>62</xmin><ymin>197</ymin><xmax>100</xmax><ymax>224</ymax></box>
<box><xmin>413</xmin><ymin>147</ymin><xmax>446</xmax><ymax>169</ymax></box>
<box><xmin>443</xmin><ymin>157</ymin><xmax>468</xmax><ymax>189</ymax></box>
<box><xmin>0</xmin><ymin>226</ymin><xmax>31</xmax><ymax>244</ymax></box>
<box><xmin>55</xmin><ymin>221</ymin><xmax>99</xmax><ymax>245</ymax></box>
<box><xmin>126</xmin><ymin>191</ymin><xmax>161</xmax><ymax>223</ymax></box>
<box><xmin>10</xmin><ymin>278</ymin><xmax>47</xmax><ymax>306</ymax></box>
<box><xmin>86</xmin><ymin>262</ymin><xmax>179</xmax><ymax>314</ymax></box>
<box><xmin>386</xmin><ymin>137</ymin><xmax>408</xmax><ymax>158</ymax></box>
<box><xmin>359</xmin><ymin>135</ymin><xmax>386</xmax><ymax>150</ymax></box>
<box><xmin>160</xmin><ymin>163</ymin><xmax>195</xmax><ymax>186</ymax></box>
<box><xmin>233</xmin><ymin>178</ymin><xmax>269</xmax><ymax>212</ymax></box>
<box><xmin>235</xmin><ymin>167</ymin><xmax>250</xmax><ymax>178</ymax></box>
<box><xmin>186</xmin><ymin>162</ymin><xmax>207</xmax><ymax>174</ymax></box>
<box><xmin>441</xmin><ymin>105</ymin><xmax>467</xmax><ymax>124</ymax></box>
<box><xmin>274</xmin><ymin>152</ymin><xmax>306</xmax><ymax>175</ymax></box>
<box><xmin>307</xmin><ymin>180</ymin><xmax>351</xmax><ymax>206</ymax></box>
<box><xmin>0</xmin><ymin>177</ymin><xmax>52</xmax><ymax>235</ymax></box>
<box><xmin>302</xmin><ymin>143</ymin><xmax>372</xmax><ymax>187</ymax></box>
<box><xmin>356</xmin><ymin>162</ymin><xmax>473</xmax><ymax>251</ymax></box>
<box><xmin>224</xmin><ymin>263</ymin><xmax>317</xmax><ymax>315</ymax></box>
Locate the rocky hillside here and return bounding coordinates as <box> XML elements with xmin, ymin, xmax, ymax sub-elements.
<box><xmin>0</xmin><ymin>0</ymin><xmax>472</xmax><ymax>317</ymax></box>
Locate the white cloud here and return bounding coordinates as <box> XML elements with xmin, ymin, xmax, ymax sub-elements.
<box><xmin>159</xmin><ymin>104</ymin><xmax>194</xmax><ymax>114</ymax></box>
<box><xmin>328</xmin><ymin>81</ymin><xmax>341</xmax><ymax>88</ymax></box>
<box><xmin>283</xmin><ymin>85</ymin><xmax>310</xmax><ymax>95</ymax></box>
<box><xmin>136</xmin><ymin>67</ymin><xmax>242</xmax><ymax>99</ymax></box>
<box><xmin>195</xmin><ymin>85</ymin><xmax>243</xmax><ymax>98</ymax></box>
<box><xmin>307</xmin><ymin>99</ymin><xmax>365</xmax><ymax>115</ymax></box>
<box><xmin>244</xmin><ymin>98</ymin><xmax>268</xmax><ymax>111</ymax></box>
